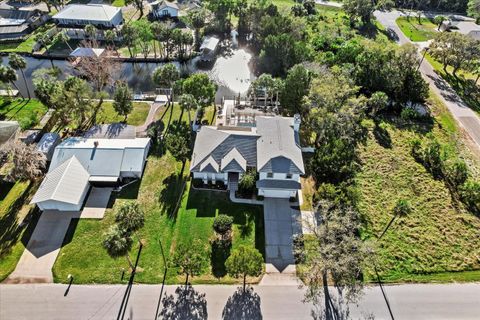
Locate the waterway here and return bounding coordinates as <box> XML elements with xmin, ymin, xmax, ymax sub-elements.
<box><xmin>1</xmin><ymin>40</ymin><xmax>255</xmax><ymax>103</ymax></box>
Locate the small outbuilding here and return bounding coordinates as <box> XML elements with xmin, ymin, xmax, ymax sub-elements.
<box><xmin>53</xmin><ymin>4</ymin><xmax>123</xmax><ymax>28</ymax></box>
<box><xmin>0</xmin><ymin>121</ymin><xmax>19</xmax><ymax>146</ymax></box>
<box><xmin>70</xmin><ymin>47</ymin><xmax>105</xmax><ymax>57</ymax></box>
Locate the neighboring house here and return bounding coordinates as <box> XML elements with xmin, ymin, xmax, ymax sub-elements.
<box><xmin>52</xmin><ymin>4</ymin><xmax>123</xmax><ymax>28</ymax></box>
<box><xmin>190</xmin><ymin>115</ymin><xmax>305</xmax><ymax>199</ymax></box>
<box><xmin>150</xmin><ymin>1</ymin><xmax>180</xmax><ymax>19</ymax></box>
<box><xmin>199</xmin><ymin>36</ymin><xmax>220</xmax><ymax>62</ymax></box>
<box><xmin>31</xmin><ymin>137</ymin><xmax>150</xmax><ymax>211</ymax></box>
<box><xmin>0</xmin><ymin>9</ymin><xmax>49</xmax><ymax>40</ymax></box>
<box><xmin>440</xmin><ymin>17</ymin><xmax>480</xmax><ymax>41</ymax></box>
<box><xmin>70</xmin><ymin>47</ymin><xmax>105</xmax><ymax>58</ymax></box>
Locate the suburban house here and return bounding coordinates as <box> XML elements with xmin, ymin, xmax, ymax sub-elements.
<box><xmin>31</xmin><ymin>137</ymin><xmax>150</xmax><ymax>211</ymax></box>
<box><xmin>440</xmin><ymin>16</ymin><xmax>480</xmax><ymax>41</ymax></box>
<box><xmin>150</xmin><ymin>1</ymin><xmax>179</xmax><ymax>19</ymax></box>
<box><xmin>190</xmin><ymin>115</ymin><xmax>305</xmax><ymax>199</ymax></box>
<box><xmin>52</xmin><ymin>4</ymin><xmax>123</xmax><ymax>28</ymax></box>
<box><xmin>0</xmin><ymin>9</ymin><xmax>48</xmax><ymax>40</ymax></box>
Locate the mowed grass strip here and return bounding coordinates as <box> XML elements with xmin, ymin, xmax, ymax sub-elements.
<box><xmin>357</xmin><ymin>93</ymin><xmax>480</xmax><ymax>283</ymax></box>
<box><xmin>97</xmin><ymin>101</ymin><xmax>151</xmax><ymax>126</ymax></box>
<box><xmin>396</xmin><ymin>17</ymin><xmax>438</xmax><ymax>41</ymax></box>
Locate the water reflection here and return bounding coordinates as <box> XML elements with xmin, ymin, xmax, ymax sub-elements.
<box><xmin>1</xmin><ymin>45</ymin><xmax>254</xmax><ymax>103</ymax></box>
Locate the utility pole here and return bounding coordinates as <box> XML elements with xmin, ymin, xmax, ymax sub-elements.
<box><xmin>117</xmin><ymin>242</ymin><xmax>143</xmax><ymax>320</ymax></box>
<box><xmin>154</xmin><ymin>239</ymin><xmax>168</xmax><ymax>319</ymax></box>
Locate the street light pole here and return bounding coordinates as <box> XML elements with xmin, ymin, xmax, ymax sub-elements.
<box><xmin>154</xmin><ymin>239</ymin><xmax>168</xmax><ymax>320</ymax></box>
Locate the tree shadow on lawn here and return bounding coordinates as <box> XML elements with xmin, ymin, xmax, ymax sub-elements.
<box><xmin>0</xmin><ymin>206</ymin><xmax>40</xmax><ymax>260</ymax></box>
<box><xmin>185</xmin><ymin>187</ymin><xmax>218</xmax><ymax>218</ymax></box>
<box><xmin>383</xmin><ymin>112</ymin><xmax>434</xmax><ymax>137</ymax></box>
<box><xmin>159</xmin><ymin>173</ymin><xmax>188</xmax><ymax>220</ymax></box>
<box><xmin>159</xmin><ymin>285</ymin><xmax>208</xmax><ymax>320</ymax></box>
<box><xmin>211</xmin><ymin>239</ymin><xmax>231</xmax><ymax>278</ymax></box>
<box><xmin>373</xmin><ymin>119</ymin><xmax>392</xmax><ymax>149</ymax></box>
<box><xmin>222</xmin><ymin>286</ymin><xmax>262</xmax><ymax>320</ymax></box>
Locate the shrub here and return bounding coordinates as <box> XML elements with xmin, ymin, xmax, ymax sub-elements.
<box><xmin>421</xmin><ymin>137</ymin><xmax>443</xmax><ymax>176</ymax></box>
<box><xmin>460</xmin><ymin>180</ymin><xmax>480</xmax><ymax>212</ymax></box>
<box><xmin>213</xmin><ymin>214</ymin><xmax>233</xmax><ymax>236</ymax></box>
<box><xmin>238</xmin><ymin>170</ymin><xmax>257</xmax><ymax>194</ymax></box>
<box><xmin>444</xmin><ymin>159</ymin><xmax>469</xmax><ymax>187</ymax></box>
<box><xmin>400</xmin><ymin>107</ymin><xmax>421</xmax><ymax>120</ymax></box>
<box><xmin>115</xmin><ymin>201</ymin><xmax>145</xmax><ymax>233</ymax></box>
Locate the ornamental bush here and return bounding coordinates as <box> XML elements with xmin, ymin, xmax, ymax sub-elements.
<box><xmin>213</xmin><ymin>214</ymin><xmax>234</xmax><ymax>236</ymax></box>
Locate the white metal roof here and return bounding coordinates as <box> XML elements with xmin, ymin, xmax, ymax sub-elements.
<box><xmin>53</xmin><ymin>4</ymin><xmax>121</xmax><ymax>22</ymax></box>
<box><xmin>200</xmin><ymin>36</ymin><xmax>220</xmax><ymax>52</ymax></box>
<box><xmin>31</xmin><ymin>156</ymin><xmax>90</xmax><ymax>205</ymax></box>
<box><xmin>70</xmin><ymin>47</ymin><xmax>105</xmax><ymax>57</ymax></box>
<box><xmin>49</xmin><ymin>137</ymin><xmax>150</xmax><ymax>178</ymax></box>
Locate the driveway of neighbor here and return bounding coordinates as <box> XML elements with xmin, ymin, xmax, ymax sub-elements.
<box><xmin>5</xmin><ymin>211</ymin><xmax>80</xmax><ymax>284</ymax></box>
<box><xmin>262</xmin><ymin>198</ymin><xmax>302</xmax><ymax>276</ymax></box>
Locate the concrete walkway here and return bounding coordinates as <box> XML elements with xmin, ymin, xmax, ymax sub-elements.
<box><xmin>5</xmin><ymin>211</ymin><xmax>80</xmax><ymax>284</ymax></box>
<box><xmin>375</xmin><ymin>9</ymin><xmax>480</xmax><ymax>151</ymax></box>
<box><xmin>136</xmin><ymin>102</ymin><xmax>167</xmax><ymax>136</ymax></box>
<box><xmin>81</xmin><ymin>187</ymin><xmax>112</xmax><ymax>219</ymax></box>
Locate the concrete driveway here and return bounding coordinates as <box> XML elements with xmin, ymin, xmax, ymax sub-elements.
<box><xmin>262</xmin><ymin>198</ymin><xmax>301</xmax><ymax>273</ymax></box>
<box><xmin>5</xmin><ymin>211</ymin><xmax>80</xmax><ymax>284</ymax></box>
<box><xmin>81</xmin><ymin>187</ymin><xmax>112</xmax><ymax>219</ymax></box>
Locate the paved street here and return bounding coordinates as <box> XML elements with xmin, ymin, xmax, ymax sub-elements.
<box><xmin>374</xmin><ymin>10</ymin><xmax>480</xmax><ymax>149</ymax></box>
<box><xmin>1</xmin><ymin>283</ymin><xmax>479</xmax><ymax>319</ymax></box>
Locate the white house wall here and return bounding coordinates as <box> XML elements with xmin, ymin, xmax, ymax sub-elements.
<box><xmin>258</xmin><ymin>188</ymin><xmax>296</xmax><ymax>199</ymax></box>
<box><xmin>193</xmin><ymin>172</ymin><xmax>228</xmax><ymax>183</ymax></box>
<box><xmin>259</xmin><ymin>172</ymin><xmax>300</xmax><ymax>182</ymax></box>
<box><xmin>153</xmin><ymin>7</ymin><xmax>179</xmax><ymax>18</ymax></box>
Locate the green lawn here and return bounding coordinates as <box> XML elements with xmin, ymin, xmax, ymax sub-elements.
<box><xmin>97</xmin><ymin>101</ymin><xmax>150</xmax><ymax>126</ymax></box>
<box><xmin>111</xmin><ymin>0</ymin><xmax>125</xmax><ymax>7</ymax></box>
<box><xmin>396</xmin><ymin>17</ymin><xmax>438</xmax><ymax>41</ymax></box>
<box><xmin>357</xmin><ymin>92</ymin><xmax>480</xmax><ymax>283</ymax></box>
<box><xmin>53</xmin><ymin>103</ymin><xmax>264</xmax><ymax>284</ymax></box>
<box><xmin>0</xmin><ymin>98</ymin><xmax>48</xmax><ymax>130</ymax></box>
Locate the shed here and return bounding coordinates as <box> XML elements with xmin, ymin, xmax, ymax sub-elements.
<box><xmin>36</xmin><ymin>132</ymin><xmax>61</xmax><ymax>161</ymax></box>
<box><xmin>70</xmin><ymin>47</ymin><xmax>105</xmax><ymax>57</ymax></box>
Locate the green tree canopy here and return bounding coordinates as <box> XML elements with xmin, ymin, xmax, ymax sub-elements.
<box><xmin>114</xmin><ymin>201</ymin><xmax>145</xmax><ymax>233</ymax></box>
<box><xmin>225</xmin><ymin>245</ymin><xmax>263</xmax><ymax>291</ymax></box>
<box><xmin>113</xmin><ymin>81</ymin><xmax>133</xmax><ymax>121</ymax></box>
<box><xmin>182</xmin><ymin>73</ymin><xmax>217</xmax><ymax>108</ymax></box>
<box><xmin>172</xmin><ymin>240</ymin><xmax>210</xmax><ymax>285</ymax></box>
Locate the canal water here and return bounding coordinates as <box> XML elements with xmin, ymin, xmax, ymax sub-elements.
<box><xmin>1</xmin><ymin>42</ymin><xmax>255</xmax><ymax>103</ymax></box>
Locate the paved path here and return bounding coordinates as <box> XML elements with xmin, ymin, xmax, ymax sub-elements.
<box><xmin>136</xmin><ymin>102</ymin><xmax>166</xmax><ymax>136</ymax></box>
<box><xmin>375</xmin><ymin>10</ymin><xmax>480</xmax><ymax>150</ymax></box>
<box><xmin>1</xmin><ymin>283</ymin><xmax>479</xmax><ymax>319</ymax></box>
<box><xmin>5</xmin><ymin>211</ymin><xmax>80</xmax><ymax>284</ymax></box>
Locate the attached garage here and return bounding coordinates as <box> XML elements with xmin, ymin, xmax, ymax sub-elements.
<box><xmin>31</xmin><ymin>156</ymin><xmax>90</xmax><ymax>211</ymax></box>
<box><xmin>256</xmin><ymin>180</ymin><xmax>300</xmax><ymax>199</ymax></box>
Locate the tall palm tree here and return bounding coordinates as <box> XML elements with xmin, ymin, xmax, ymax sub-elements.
<box><xmin>103</xmin><ymin>225</ymin><xmax>134</xmax><ymax>268</ymax></box>
<box><xmin>179</xmin><ymin>94</ymin><xmax>198</xmax><ymax>129</ymax></box>
<box><xmin>104</xmin><ymin>29</ymin><xmax>117</xmax><ymax>52</ymax></box>
<box><xmin>379</xmin><ymin>199</ymin><xmax>412</xmax><ymax>239</ymax></box>
<box><xmin>0</xmin><ymin>65</ymin><xmax>23</xmax><ymax>99</ymax></box>
<box><xmin>55</xmin><ymin>30</ymin><xmax>73</xmax><ymax>52</ymax></box>
<box><xmin>8</xmin><ymin>53</ymin><xmax>30</xmax><ymax>99</ymax></box>
<box><xmin>84</xmin><ymin>24</ymin><xmax>97</xmax><ymax>41</ymax></box>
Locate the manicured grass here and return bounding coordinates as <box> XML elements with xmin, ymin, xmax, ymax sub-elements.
<box><xmin>111</xmin><ymin>0</ymin><xmax>125</xmax><ymax>7</ymax></box>
<box><xmin>0</xmin><ymin>98</ymin><xmax>48</xmax><ymax>130</ymax></box>
<box><xmin>396</xmin><ymin>17</ymin><xmax>438</xmax><ymax>41</ymax></box>
<box><xmin>97</xmin><ymin>101</ymin><xmax>151</xmax><ymax>126</ymax></box>
<box><xmin>53</xmin><ymin>103</ymin><xmax>264</xmax><ymax>284</ymax></box>
<box><xmin>0</xmin><ymin>180</ymin><xmax>39</xmax><ymax>282</ymax></box>
<box><xmin>357</xmin><ymin>93</ymin><xmax>480</xmax><ymax>283</ymax></box>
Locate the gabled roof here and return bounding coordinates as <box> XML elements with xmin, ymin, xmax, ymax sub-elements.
<box><xmin>221</xmin><ymin>148</ymin><xmax>246</xmax><ymax>172</ymax></box>
<box><xmin>152</xmin><ymin>0</ymin><xmax>180</xmax><ymax>10</ymax></box>
<box><xmin>190</xmin><ymin>126</ymin><xmax>258</xmax><ymax>172</ymax></box>
<box><xmin>70</xmin><ymin>47</ymin><xmax>105</xmax><ymax>57</ymax></box>
<box><xmin>53</xmin><ymin>4</ymin><xmax>121</xmax><ymax>22</ymax></box>
<box><xmin>200</xmin><ymin>36</ymin><xmax>220</xmax><ymax>51</ymax></box>
<box><xmin>199</xmin><ymin>156</ymin><xmax>219</xmax><ymax>173</ymax></box>
<box><xmin>256</xmin><ymin>117</ymin><xmax>304</xmax><ymax>174</ymax></box>
<box><xmin>31</xmin><ymin>156</ymin><xmax>89</xmax><ymax>205</ymax></box>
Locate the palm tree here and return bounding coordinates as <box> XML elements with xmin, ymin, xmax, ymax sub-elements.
<box><xmin>104</xmin><ymin>29</ymin><xmax>117</xmax><ymax>52</ymax></box>
<box><xmin>178</xmin><ymin>94</ymin><xmax>198</xmax><ymax>129</ymax></box>
<box><xmin>379</xmin><ymin>199</ymin><xmax>412</xmax><ymax>239</ymax></box>
<box><xmin>8</xmin><ymin>53</ymin><xmax>30</xmax><ymax>99</ymax></box>
<box><xmin>114</xmin><ymin>202</ymin><xmax>145</xmax><ymax>234</ymax></box>
<box><xmin>103</xmin><ymin>225</ymin><xmax>134</xmax><ymax>268</ymax></box>
<box><xmin>85</xmin><ymin>24</ymin><xmax>97</xmax><ymax>40</ymax></box>
<box><xmin>55</xmin><ymin>30</ymin><xmax>73</xmax><ymax>52</ymax></box>
<box><xmin>152</xmin><ymin>63</ymin><xmax>180</xmax><ymax>104</ymax></box>
<box><xmin>0</xmin><ymin>65</ymin><xmax>23</xmax><ymax>99</ymax></box>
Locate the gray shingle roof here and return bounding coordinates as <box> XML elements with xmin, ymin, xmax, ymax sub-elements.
<box><xmin>221</xmin><ymin>148</ymin><xmax>246</xmax><ymax>172</ymax></box>
<box><xmin>190</xmin><ymin>126</ymin><xmax>257</xmax><ymax>172</ymax></box>
<box><xmin>256</xmin><ymin>117</ymin><xmax>304</xmax><ymax>174</ymax></box>
<box><xmin>256</xmin><ymin>179</ymin><xmax>301</xmax><ymax>190</ymax></box>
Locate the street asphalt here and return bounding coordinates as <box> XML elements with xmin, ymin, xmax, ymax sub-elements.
<box><xmin>1</xmin><ymin>283</ymin><xmax>479</xmax><ymax>319</ymax></box>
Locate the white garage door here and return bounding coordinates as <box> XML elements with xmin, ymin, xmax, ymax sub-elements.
<box><xmin>261</xmin><ymin>189</ymin><xmax>293</xmax><ymax>199</ymax></box>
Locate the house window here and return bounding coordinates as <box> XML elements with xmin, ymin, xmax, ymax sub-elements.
<box><xmin>162</xmin><ymin>9</ymin><xmax>169</xmax><ymax>16</ymax></box>
<box><xmin>286</xmin><ymin>174</ymin><xmax>292</xmax><ymax>179</ymax></box>
<box><xmin>267</xmin><ymin>172</ymin><xmax>273</xmax><ymax>178</ymax></box>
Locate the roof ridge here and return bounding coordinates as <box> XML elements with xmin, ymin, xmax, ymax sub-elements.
<box><xmin>51</xmin><ymin>156</ymin><xmax>75</xmax><ymax>201</ymax></box>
